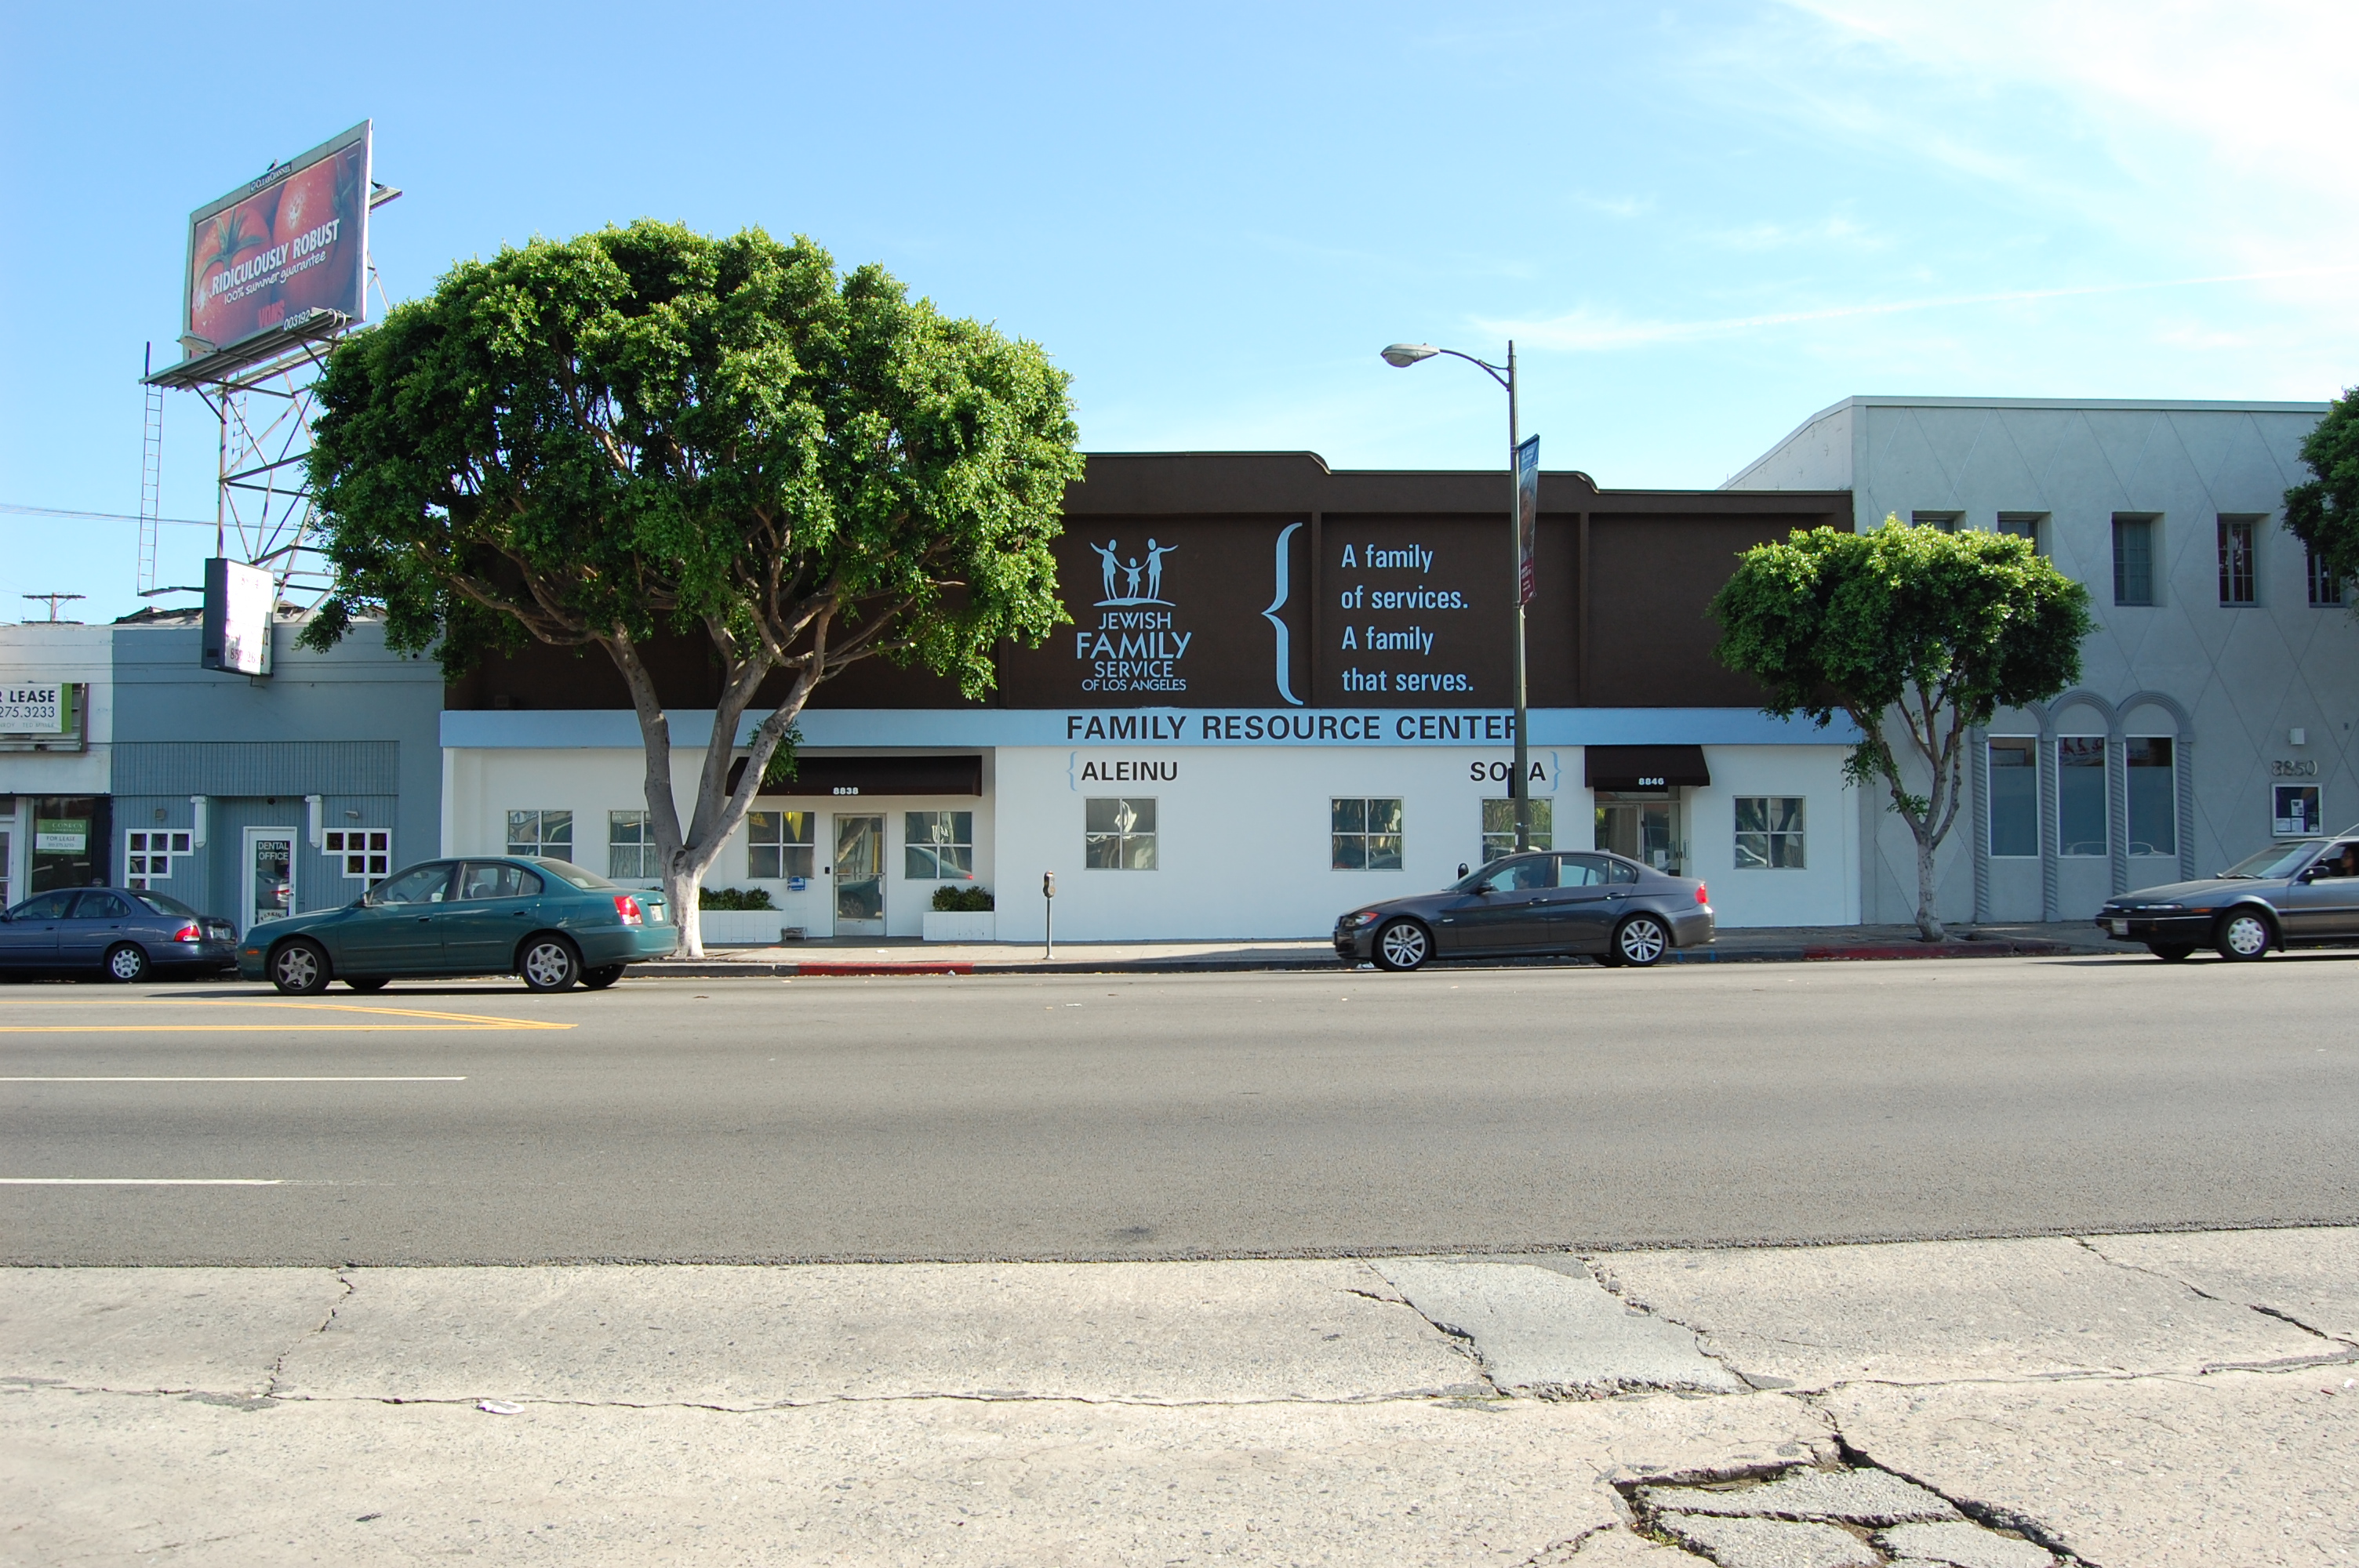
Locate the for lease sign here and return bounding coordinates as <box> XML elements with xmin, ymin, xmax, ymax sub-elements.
<box><xmin>0</xmin><ymin>681</ymin><xmax>64</xmax><ymax>733</ymax></box>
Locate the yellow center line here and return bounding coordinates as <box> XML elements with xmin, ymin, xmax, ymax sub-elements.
<box><xmin>0</xmin><ymin>1000</ymin><xmax>569</xmax><ymax>1031</ymax></box>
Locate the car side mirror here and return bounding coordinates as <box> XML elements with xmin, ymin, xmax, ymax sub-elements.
<box><xmin>2296</xmin><ymin>866</ymin><xmax>2321</xmax><ymax>884</ymax></box>
<box><xmin>1456</xmin><ymin>863</ymin><xmax>1469</xmax><ymax>879</ymax></box>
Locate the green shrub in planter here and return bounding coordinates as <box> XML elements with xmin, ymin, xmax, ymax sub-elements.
<box><xmin>930</xmin><ymin>884</ymin><xmax>994</xmax><ymax>913</ymax></box>
<box><xmin>700</xmin><ymin>886</ymin><xmax>778</xmax><ymax>911</ymax></box>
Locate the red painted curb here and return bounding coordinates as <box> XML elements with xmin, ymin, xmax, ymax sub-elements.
<box><xmin>791</xmin><ymin>961</ymin><xmax>975</xmax><ymax>977</ymax></box>
<box><xmin>1801</xmin><ymin>943</ymin><xmax>2063</xmax><ymax>961</ymax></box>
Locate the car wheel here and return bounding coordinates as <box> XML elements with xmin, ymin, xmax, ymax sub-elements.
<box><xmin>2213</xmin><ymin>909</ymin><xmax>2274</xmax><ymax>962</ymax></box>
<box><xmin>582</xmin><ymin>964</ymin><xmax>625</xmax><ymax>991</ymax></box>
<box><xmin>344</xmin><ymin>976</ymin><xmax>390</xmax><ymax>993</ymax></box>
<box><xmin>270</xmin><ymin>939</ymin><xmax>332</xmax><ymax>995</ymax></box>
<box><xmin>102</xmin><ymin>943</ymin><xmax>151</xmax><ymax>983</ymax></box>
<box><xmin>518</xmin><ymin>935</ymin><xmax>582</xmax><ymax>993</ymax></box>
<box><xmin>1373</xmin><ymin>919</ymin><xmax>1431</xmax><ymax>972</ymax></box>
<box><xmin>1612</xmin><ymin>914</ymin><xmax>1670</xmax><ymax>968</ymax></box>
<box><xmin>2146</xmin><ymin>943</ymin><xmax>2194</xmax><ymax>963</ymax></box>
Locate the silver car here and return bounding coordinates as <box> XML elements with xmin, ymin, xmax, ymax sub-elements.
<box><xmin>2098</xmin><ymin>834</ymin><xmax>2359</xmax><ymax>961</ymax></box>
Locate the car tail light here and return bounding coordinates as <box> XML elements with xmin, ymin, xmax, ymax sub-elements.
<box><xmin>614</xmin><ymin>895</ymin><xmax>644</xmax><ymax>926</ymax></box>
<box><xmin>1695</xmin><ymin>882</ymin><xmax>1710</xmax><ymax>906</ymax></box>
<box><xmin>173</xmin><ymin>923</ymin><xmax>202</xmax><ymax>942</ymax></box>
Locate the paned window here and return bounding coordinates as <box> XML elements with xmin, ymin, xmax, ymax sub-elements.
<box><xmin>2126</xmin><ymin>738</ymin><xmax>2175</xmax><ymax>856</ymax></box>
<box><xmin>748</xmin><ymin>810</ymin><xmax>815</xmax><ymax>880</ymax></box>
<box><xmin>1987</xmin><ymin>738</ymin><xmax>2038</xmax><ymax>857</ymax></box>
<box><xmin>1479</xmin><ymin>797</ymin><xmax>1553</xmax><ymax>864</ymax></box>
<box><xmin>1085</xmin><ymin>797</ymin><xmax>1157</xmax><ymax>869</ymax></box>
<box><xmin>322</xmin><ymin>829</ymin><xmax>391</xmax><ymax>880</ymax></box>
<box><xmin>2113</xmin><ymin>516</ymin><xmax>2156</xmax><ymax>606</ymax></box>
<box><xmin>506</xmin><ymin>809</ymin><xmax>572</xmax><ymax>861</ymax></box>
<box><xmin>608</xmin><ymin>810</ymin><xmax>657</xmax><ymax>879</ymax></box>
<box><xmin>1910</xmin><ymin>510</ymin><xmax>1963</xmax><ymax>532</ymax></box>
<box><xmin>2218</xmin><ymin>517</ymin><xmax>2258</xmax><ymax>604</ymax></box>
<box><xmin>2309</xmin><ymin>545</ymin><xmax>2346</xmax><ymax>607</ymax></box>
<box><xmin>1997</xmin><ymin>513</ymin><xmax>2046</xmax><ymax>554</ymax></box>
<box><xmin>905</xmin><ymin>811</ymin><xmax>976</xmax><ymax>880</ymax></box>
<box><xmin>122</xmin><ymin>829</ymin><xmax>194</xmax><ymax>891</ymax></box>
<box><xmin>1331</xmin><ymin>797</ymin><xmax>1404</xmax><ymax>871</ymax></box>
<box><xmin>2057</xmin><ymin>737</ymin><xmax>2109</xmax><ymax>856</ymax></box>
<box><xmin>1733</xmin><ymin>797</ymin><xmax>1806</xmax><ymax>869</ymax></box>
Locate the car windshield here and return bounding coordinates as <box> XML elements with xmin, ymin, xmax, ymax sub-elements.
<box><xmin>135</xmin><ymin>891</ymin><xmax>200</xmax><ymax>918</ymax></box>
<box><xmin>533</xmin><ymin>858</ymin><xmax>621</xmax><ymax>891</ymax></box>
<box><xmin>2219</xmin><ymin>842</ymin><xmax>2322</xmax><ymax>879</ymax></box>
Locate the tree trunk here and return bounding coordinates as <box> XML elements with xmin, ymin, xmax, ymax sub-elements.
<box><xmin>1913</xmin><ymin>825</ymin><xmax>1945</xmax><ymax>942</ymax></box>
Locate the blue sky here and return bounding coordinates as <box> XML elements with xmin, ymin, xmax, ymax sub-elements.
<box><xmin>2</xmin><ymin>1</ymin><xmax>2353</xmax><ymax>622</ymax></box>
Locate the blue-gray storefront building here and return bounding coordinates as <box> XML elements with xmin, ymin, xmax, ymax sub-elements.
<box><xmin>110</xmin><ymin>614</ymin><xmax>442</xmax><ymax>935</ymax></box>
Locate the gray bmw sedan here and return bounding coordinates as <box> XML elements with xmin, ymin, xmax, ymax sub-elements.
<box><xmin>1335</xmin><ymin>850</ymin><xmax>1714</xmax><ymax>971</ymax></box>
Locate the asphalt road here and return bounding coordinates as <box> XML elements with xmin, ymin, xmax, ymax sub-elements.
<box><xmin>3</xmin><ymin>953</ymin><xmax>2354</xmax><ymax>1265</ymax></box>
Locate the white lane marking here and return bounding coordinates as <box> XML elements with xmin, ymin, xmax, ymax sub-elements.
<box><xmin>0</xmin><ymin>1076</ymin><xmax>468</xmax><ymax>1083</ymax></box>
<box><xmin>0</xmin><ymin>1178</ymin><xmax>283</xmax><ymax>1185</ymax></box>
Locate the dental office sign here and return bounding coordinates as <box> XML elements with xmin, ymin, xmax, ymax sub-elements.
<box><xmin>0</xmin><ymin>680</ymin><xmax>67</xmax><ymax>734</ymax></box>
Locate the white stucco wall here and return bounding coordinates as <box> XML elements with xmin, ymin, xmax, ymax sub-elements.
<box><xmin>444</xmin><ymin>746</ymin><xmax>995</xmax><ymax>941</ymax></box>
<box><xmin>445</xmin><ymin>738</ymin><xmax>1856</xmax><ymax>942</ymax></box>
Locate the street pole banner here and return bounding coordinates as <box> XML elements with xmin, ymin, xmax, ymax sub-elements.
<box><xmin>1515</xmin><ymin>435</ymin><xmax>1539</xmax><ymax>605</ymax></box>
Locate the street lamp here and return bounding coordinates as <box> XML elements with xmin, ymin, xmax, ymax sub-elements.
<box><xmin>1380</xmin><ymin>339</ymin><xmax>1533</xmax><ymax>854</ymax></box>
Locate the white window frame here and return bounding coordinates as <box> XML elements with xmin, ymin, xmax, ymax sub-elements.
<box><xmin>1732</xmin><ymin>797</ymin><xmax>1806</xmax><ymax>869</ymax></box>
<box><xmin>506</xmin><ymin>808</ymin><xmax>573</xmax><ymax>861</ymax></box>
<box><xmin>608</xmin><ymin>809</ymin><xmax>657</xmax><ymax>880</ymax></box>
<box><xmin>122</xmin><ymin>829</ymin><xmax>196</xmax><ymax>891</ymax></box>
<box><xmin>1478</xmin><ymin>797</ymin><xmax>1552</xmax><ymax>864</ymax></box>
<box><xmin>321</xmin><ymin>828</ymin><xmax>391</xmax><ymax>880</ymax></box>
<box><xmin>903</xmin><ymin>811</ymin><xmax>976</xmax><ymax>880</ymax></box>
<box><xmin>748</xmin><ymin>810</ymin><xmax>816</xmax><ymax>882</ymax></box>
<box><xmin>1331</xmin><ymin>797</ymin><xmax>1404</xmax><ymax>871</ymax></box>
<box><xmin>1084</xmin><ymin>797</ymin><xmax>1158</xmax><ymax>870</ymax></box>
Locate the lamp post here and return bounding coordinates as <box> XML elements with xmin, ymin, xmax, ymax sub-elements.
<box><xmin>1380</xmin><ymin>340</ymin><xmax>1532</xmax><ymax>852</ymax></box>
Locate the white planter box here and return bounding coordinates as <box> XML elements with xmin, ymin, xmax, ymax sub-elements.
<box><xmin>922</xmin><ymin>911</ymin><xmax>996</xmax><ymax>943</ymax></box>
<box><xmin>696</xmin><ymin>909</ymin><xmax>798</xmax><ymax>946</ymax></box>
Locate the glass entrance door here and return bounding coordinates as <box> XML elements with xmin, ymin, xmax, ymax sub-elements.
<box><xmin>833</xmin><ymin>815</ymin><xmax>885</xmax><ymax>935</ymax></box>
<box><xmin>1594</xmin><ymin>791</ymin><xmax>1684</xmax><ymax>874</ymax></box>
<box><xmin>243</xmin><ymin>827</ymin><xmax>296</xmax><ymax>935</ymax></box>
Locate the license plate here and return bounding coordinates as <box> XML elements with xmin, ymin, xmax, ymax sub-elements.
<box><xmin>2109</xmin><ymin>920</ymin><xmax>2128</xmax><ymax>936</ymax></box>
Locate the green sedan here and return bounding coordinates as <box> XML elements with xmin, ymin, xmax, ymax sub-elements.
<box><xmin>238</xmin><ymin>857</ymin><xmax>678</xmax><ymax>994</ymax></box>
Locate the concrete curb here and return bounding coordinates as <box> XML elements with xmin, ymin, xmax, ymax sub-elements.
<box><xmin>628</xmin><ymin>938</ymin><xmax>2086</xmax><ymax>979</ymax></box>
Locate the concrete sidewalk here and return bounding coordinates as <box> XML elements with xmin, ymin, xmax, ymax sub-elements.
<box><xmin>645</xmin><ymin>921</ymin><xmax>2128</xmax><ymax>977</ymax></box>
<box><xmin>6</xmin><ymin>1228</ymin><xmax>2352</xmax><ymax>1565</ymax></box>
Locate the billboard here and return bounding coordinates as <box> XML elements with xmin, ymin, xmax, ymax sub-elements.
<box><xmin>182</xmin><ymin>121</ymin><xmax>371</xmax><ymax>361</ymax></box>
<box><xmin>202</xmin><ymin>557</ymin><xmax>276</xmax><ymax>676</ymax></box>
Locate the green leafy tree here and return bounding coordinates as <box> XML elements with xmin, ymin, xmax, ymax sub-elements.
<box><xmin>2284</xmin><ymin>386</ymin><xmax>2359</xmax><ymax>594</ymax></box>
<box><xmin>301</xmin><ymin>221</ymin><xmax>1081</xmax><ymax>956</ymax></box>
<box><xmin>1711</xmin><ymin>519</ymin><xmax>2094</xmax><ymax>941</ymax></box>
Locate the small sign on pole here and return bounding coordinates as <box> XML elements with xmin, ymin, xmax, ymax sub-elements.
<box><xmin>1515</xmin><ymin>435</ymin><xmax>1539</xmax><ymax>605</ymax></box>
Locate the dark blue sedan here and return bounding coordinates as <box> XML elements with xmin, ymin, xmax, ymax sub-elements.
<box><xmin>0</xmin><ymin>887</ymin><xmax>239</xmax><ymax>981</ymax></box>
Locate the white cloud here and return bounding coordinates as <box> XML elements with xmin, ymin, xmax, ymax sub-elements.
<box><xmin>1484</xmin><ymin>267</ymin><xmax>2359</xmax><ymax>353</ymax></box>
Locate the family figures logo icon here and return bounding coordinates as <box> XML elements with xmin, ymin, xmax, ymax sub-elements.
<box><xmin>1091</xmin><ymin>539</ymin><xmax>1177</xmax><ymax>606</ymax></box>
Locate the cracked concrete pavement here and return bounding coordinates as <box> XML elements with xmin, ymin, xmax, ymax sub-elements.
<box><xmin>5</xmin><ymin>1228</ymin><xmax>2354</xmax><ymax>1566</ymax></box>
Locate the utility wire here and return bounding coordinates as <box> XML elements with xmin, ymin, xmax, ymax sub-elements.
<box><xmin>0</xmin><ymin>503</ymin><xmax>215</xmax><ymax>527</ymax></box>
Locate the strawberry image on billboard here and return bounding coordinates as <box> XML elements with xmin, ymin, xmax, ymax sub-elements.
<box><xmin>182</xmin><ymin>122</ymin><xmax>370</xmax><ymax>361</ymax></box>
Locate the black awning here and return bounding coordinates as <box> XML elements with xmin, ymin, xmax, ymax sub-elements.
<box><xmin>1583</xmin><ymin>744</ymin><xmax>1710</xmax><ymax>790</ymax></box>
<box><xmin>724</xmin><ymin>753</ymin><xmax>983</xmax><ymax>799</ymax></box>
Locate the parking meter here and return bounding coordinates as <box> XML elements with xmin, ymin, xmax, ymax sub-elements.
<box><xmin>1041</xmin><ymin>871</ymin><xmax>1056</xmax><ymax>958</ymax></box>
